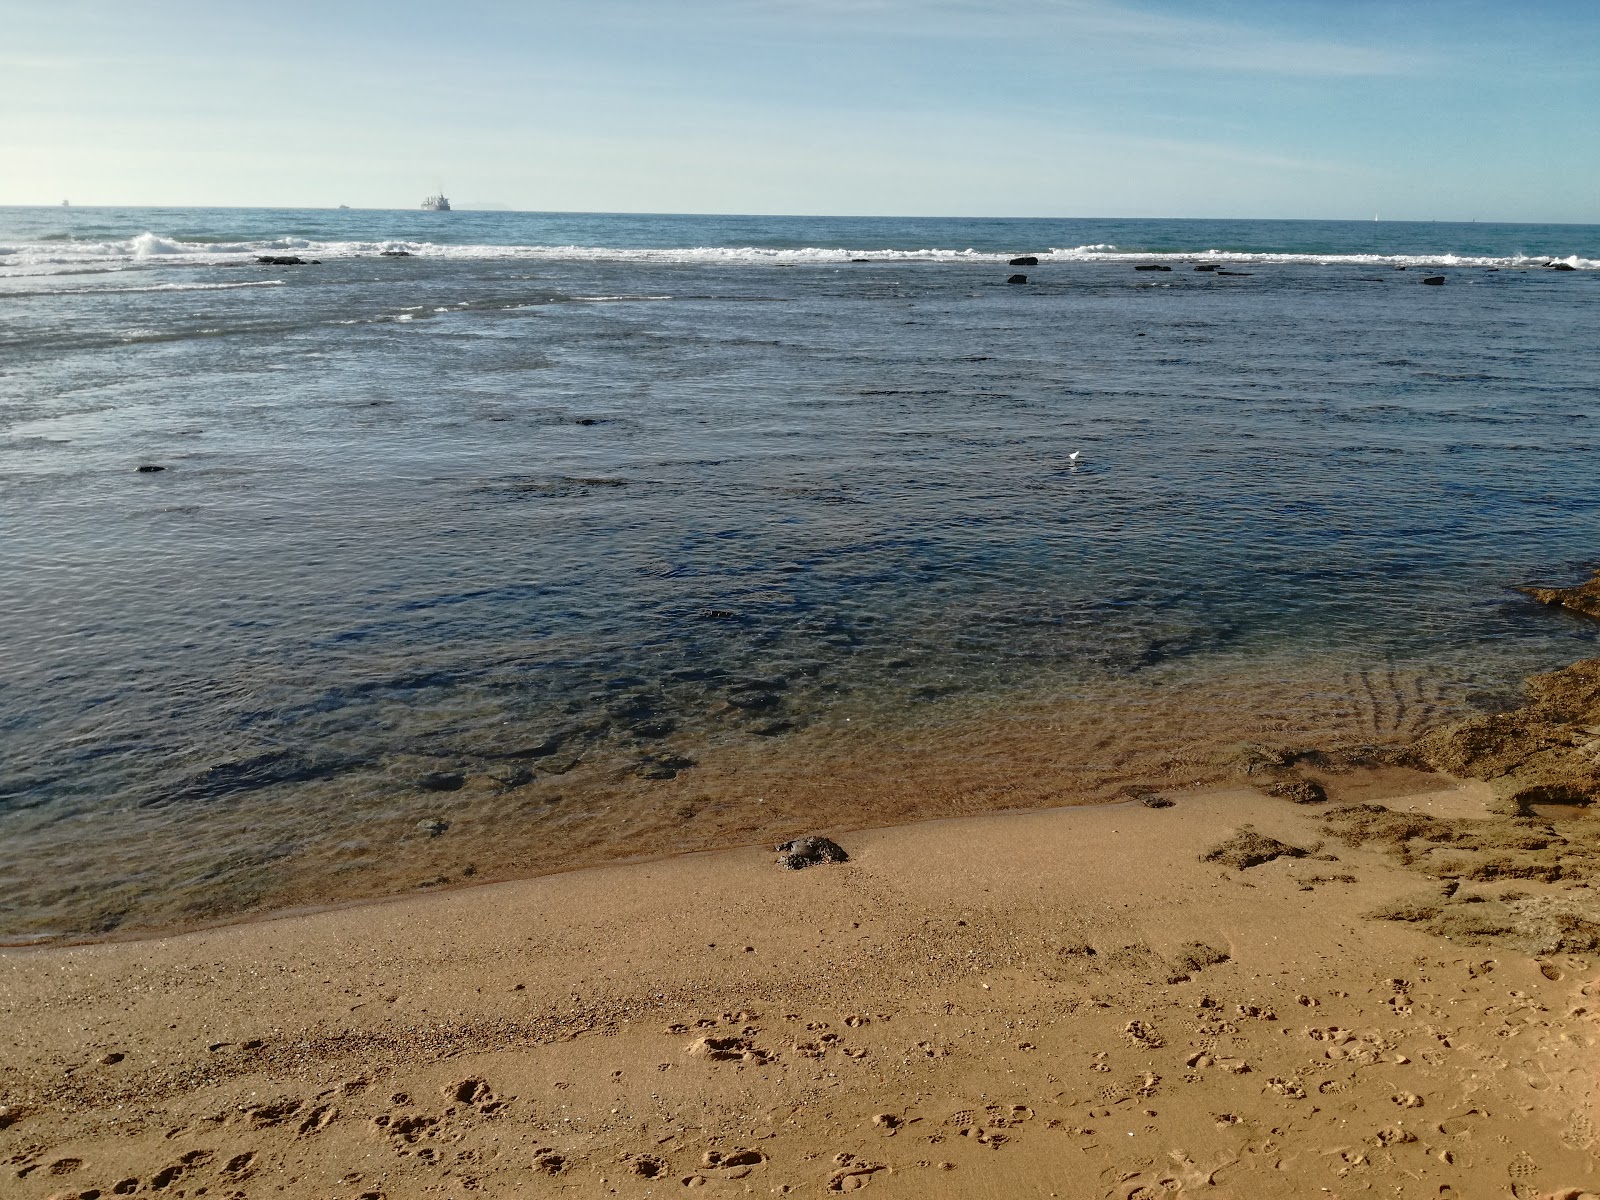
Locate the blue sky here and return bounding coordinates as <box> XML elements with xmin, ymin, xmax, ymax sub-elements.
<box><xmin>2</xmin><ymin>0</ymin><xmax>1597</xmax><ymax>220</ymax></box>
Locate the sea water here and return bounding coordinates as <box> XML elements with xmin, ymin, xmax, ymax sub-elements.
<box><xmin>2</xmin><ymin>208</ymin><xmax>1598</xmax><ymax>941</ymax></box>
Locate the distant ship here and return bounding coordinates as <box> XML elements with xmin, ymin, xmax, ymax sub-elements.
<box><xmin>421</xmin><ymin>194</ymin><xmax>451</xmax><ymax>212</ymax></box>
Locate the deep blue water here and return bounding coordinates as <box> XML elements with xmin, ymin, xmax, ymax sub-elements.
<box><xmin>2</xmin><ymin>209</ymin><xmax>1598</xmax><ymax>939</ymax></box>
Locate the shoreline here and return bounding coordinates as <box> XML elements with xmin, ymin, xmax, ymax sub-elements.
<box><xmin>5</xmin><ymin>654</ymin><xmax>1476</xmax><ymax>947</ymax></box>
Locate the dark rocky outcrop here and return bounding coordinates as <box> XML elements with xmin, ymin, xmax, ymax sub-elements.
<box><xmin>1008</xmin><ymin>256</ymin><xmax>1039</xmax><ymax>267</ymax></box>
<box><xmin>1520</xmin><ymin>565</ymin><xmax>1600</xmax><ymax>622</ymax></box>
<box><xmin>380</xmin><ymin>250</ymin><xmax>413</xmax><ymax>257</ymax></box>
<box><xmin>1327</xmin><ymin>801</ymin><xmax>1600</xmax><ymax>953</ymax></box>
<box><xmin>1201</xmin><ymin>826</ymin><xmax>1308</xmax><ymax>870</ymax></box>
<box><xmin>1266</xmin><ymin>779</ymin><xmax>1328</xmax><ymax>805</ymax></box>
<box><xmin>1134</xmin><ymin>264</ymin><xmax>1172</xmax><ymax>272</ymax></box>
<box><xmin>1194</xmin><ymin>264</ymin><xmax>1219</xmax><ymax>272</ymax></box>
<box><xmin>775</xmin><ymin>835</ymin><xmax>849</xmax><ymax>870</ymax></box>
<box><xmin>256</xmin><ymin>255</ymin><xmax>308</xmax><ymax>265</ymax></box>
<box><xmin>1216</xmin><ymin>270</ymin><xmax>1253</xmax><ymax>277</ymax></box>
<box><xmin>1422</xmin><ymin>275</ymin><xmax>1446</xmax><ymax>285</ymax></box>
<box><xmin>1551</xmin><ymin>262</ymin><xmax>1578</xmax><ymax>271</ymax></box>
<box><xmin>136</xmin><ymin>464</ymin><xmax>167</xmax><ymax>473</ymax></box>
<box><xmin>1411</xmin><ymin>658</ymin><xmax>1600</xmax><ymax>814</ymax></box>
<box><xmin>1006</xmin><ymin>274</ymin><xmax>1028</xmax><ymax>284</ymax></box>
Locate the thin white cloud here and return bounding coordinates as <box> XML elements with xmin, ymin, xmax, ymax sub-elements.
<box><xmin>728</xmin><ymin>0</ymin><xmax>1424</xmax><ymax>76</ymax></box>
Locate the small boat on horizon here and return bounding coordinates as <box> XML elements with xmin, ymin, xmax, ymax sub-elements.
<box><xmin>421</xmin><ymin>193</ymin><xmax>451</xmax><ymax>212</ymax></box>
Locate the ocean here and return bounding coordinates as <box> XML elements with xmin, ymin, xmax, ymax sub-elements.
<box><xmin>2</xmin><ymin>207</ymin><xmax>1598</xmax><ymax>942</ymax></box>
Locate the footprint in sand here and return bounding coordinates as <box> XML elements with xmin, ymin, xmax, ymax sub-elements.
<box><xmin>827</xmin><ymin>1154</ymin><xmax>886</xmax><ymax>1192</ymax></box>
<box><xmin>1436</xmin><ymin>1109</ymin><xmax>1484</xmax><ymax>1137</ymax></box>
<box><xmin>685</xmin><ymin>1034</ymin><xmax>774</xmax><ymax>1064</ymax></box>
<box><xmin>532</xmin><ymin>1148</ymin><xmax>567</xmax><ymax>1175</ymax></box>
<box><xmin>1123</xmin><ymin>1020</ymin><xmax>1164</xmax><ymax>1049</ymax></box>
<box><xmin>624</xmin><ymin>1153</ymin><xmax>668</xmax><ymax>1178</ymax></box>
<box><xmin>698</xmin><ymin>1148</ymin><xmax>766</xmax><ymax>1180</ymax></box>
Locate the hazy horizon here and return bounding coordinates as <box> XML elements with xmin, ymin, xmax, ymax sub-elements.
<box><xmin>7</xmin><ymin>205</ymin><xmax>1600</xmax><ymax>230</ymax></box>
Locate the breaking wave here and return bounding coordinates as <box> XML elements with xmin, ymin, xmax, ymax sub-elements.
<box><xmin>2</xmin><ymin>232</ymin><xmax>1597</xmax><ymax>278</ymax></box>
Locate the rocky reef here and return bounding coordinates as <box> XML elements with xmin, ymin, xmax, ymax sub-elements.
<box><xmin>1411</xmin><ymin>658</ymin><xmax>1600</xmax><ymax>814</ymax></box>
<box><xmin>1520</xmin><ymin>564</ymin><xmax>1600</xmax><ymax>622</ymax></box>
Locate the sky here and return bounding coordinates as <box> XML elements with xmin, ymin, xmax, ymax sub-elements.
<box><xmin>2</xmin><ymin>0</ymin><xmax>1598</xmax><ymax>221</ymax></box>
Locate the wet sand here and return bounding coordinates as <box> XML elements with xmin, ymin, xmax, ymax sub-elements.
<box><xmin>6</xmin><ymin>656</ymin><xmax>1476</xmax><ymax>945</ymax></box>
<box><xmin>4</xmin><ymin>776</ymin><xmax>1598</xmax><ymax>1199</ymax></box>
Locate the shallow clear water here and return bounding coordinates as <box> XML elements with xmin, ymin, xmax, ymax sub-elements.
<box><xmin>3</xmin><ymin>208</ymin><xmax>1599</xmax><ymax>940</ymax></box>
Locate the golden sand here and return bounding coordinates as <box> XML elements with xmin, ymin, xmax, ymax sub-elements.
<box><xmin>4</xmin><ymin>774</ymin><xmax>1597</xmax><ymax>1199</ymax></box>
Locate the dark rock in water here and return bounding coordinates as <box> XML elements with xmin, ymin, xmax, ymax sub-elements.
<box><xmin>1134</xmin><ymin>264</ymin><xmax>1172</xmax><ymax>272</ymax></box>
<box><xmin>256</xmin><ymin>255</ymin><xmax>308</xmax><ymax>265</ymax></box>
<box><xmin>380</xmin><ymin>250</ymin><xmax>413</xmax><ymax>257</ymax></box>
<box><xmin>726</xmin><ymin>690</ymin><xmax>779</xmax><ymax>711</ymax></box>
<box><xmin>416</xmin><ymin>818</ymin><xmax>449</xmax><ymax>837</ymax></box>
<box><xmin>496</xmin><ymin>736</ymin><xmax>565</xmax><ymax>760</ymax></box>
<box><xmin>1422</xmin><ymin>275</ymin><xmax>1446</xmax><ymax>285</ymax></box>
<box><xmin>1226</xmin><ymin>742</ymin><xmax>1293</xmax><ymax>775</ymax></box>
<box><xmin>1521</xmin><ymin>566</ymin><xmax>1600</xmax><ymax>622</ymax></box>
<box><xmin>1008</xmin><ymin>256</ymin><xmax>1039</xmax><ymax>266</ymax></box>
<box><xmin>136</xmin><ymin>464</ymin><xmax>167</xmax><ymax>473</ymax></box>
<box><xmin>698</xmin><ymin>606</ymin><xmax>738</xmax><ymax>620</ymax></box>
<box><xmin>753</xmin><ymin>720</ymin><xmax>794</xmax><ymax>737</ymax></box>
<box><xmin>1551</xmin><ymin>262</ymin><xmax>1577</xmax><ymax>271</ymax></box>
<box><xmin>1006</xmin><ymin>274</ymin><xmax>1028</xmax><ymax>284</ymax></box>
<box><xmin>1201</xmin><ymin>826</ymin><xmax>1308</xmax><ymax>870</ymax></box>
<box><xmin>1266</xmin><ymin>779</ymin><xmax>1328</xmax><ymax>805</ymax></box>
<box><xmin>1194</xmin><ymin>264</ymin><xmax>1219</xmax><ymax>272</ymax></box>
<box><xmin>776</xmin><ymin>835</ymin><xmax>849</xmax><ymax>870</ymax></box>
<box><xmin>487</xmin><ymin>765</ymin><xmax>535</xmax><ymax>787</ymax></box>
<box><xmin>629</xmin><ymin>719</ymin><xmax>676</xmax><ymax>738</ymax></box>
<box><xmin>415</xmin><ymin>771</ymin><xmax>466</xmax><ymax>792</ymax></box>
<box><xmin>851</xmin><ymin>258</ymin><xmax>871</xmax><ymax>263</ymax></box>
<box><xmin>574</xmin><ymin>418</ymin><xmax>598</xmax><ymax>426</ymax></box>
<box><xmin>637</xmin><ymin>752</ymin><xmax>696</xmax><ymax>780</ymax></box>
<box><xmin>1216</xmin><ymin>270</ymin><xmax>1253</xmax><ymax>276</ymax></box>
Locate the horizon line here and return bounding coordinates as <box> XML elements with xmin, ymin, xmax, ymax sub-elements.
<box><xmin>3</xmin><ymin>204</ymin><xmax>1598</xmax><ymax>229</ymax></box>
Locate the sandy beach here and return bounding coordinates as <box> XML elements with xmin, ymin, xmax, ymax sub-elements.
<box><xmin>5</xmin><ymin>760</ymin><xmax>1599</xmax><ymax>1199</ymax></box>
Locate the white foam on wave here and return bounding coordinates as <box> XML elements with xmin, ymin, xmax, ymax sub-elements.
<box><xmin>48</xmin><ymin>280</ymin><xmax>287</xmax><ymax>295</ymax></box>
<box><xmin>1</xmin><ymin>230</ymin><xmax>1596</xmax><ymax>277</ymax></box>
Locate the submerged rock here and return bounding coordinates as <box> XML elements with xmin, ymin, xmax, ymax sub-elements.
<box><xmin>775</xmin><ymin>835</ymin><xmax>850</xmax><ymax>870</ymax></box>
<box><xmin>1551</xmin><ymin>262</ymin><xmax>1578</xmax><ymax>271</ymax></box>
<box><xmin>135</xmin><ymin>464</ymin><xmax>167</xmax><ymax>473</ymax></box>
<box><xmin>1422</xmin><ymin>275</ymin><xmax>1446</xmax><ymax>285</ymax></box>
<box><xmin>1134</xmin><ymin>264</ymin><xmax>1172</xmax><ymax>272</ymax></box>
<box><xmin>415</xmin><ymin>771</ymin><xmax>466</xmax><ymax>792</ymax></box>
<box><xmin>416</xmin><ymin>818</ymin><xmax>449</xmax><ymax>837</ymax></box>
<box><xmin>1194</xmin><ymin>263</ymin><xmax>1220</xmax><ymax>272</ymax></box>
<box><xmin>256</xmin><ymin>255</ymin><xmax>309</xmax><ymax>265</ymax></box>
<box><xmin>1520</xmin><ymin>566</ymin><xmax>1600</xmax><ymax>622</ymax></box>
<box><xmin>1006</xmin><ymin>274</ymin><xmax>1028</xmax><ymax>284</ymax></box>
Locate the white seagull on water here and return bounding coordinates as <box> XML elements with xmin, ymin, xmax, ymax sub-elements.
<box><xmin>1068</xmin><ymin>450</ymin><xmax>1082</xmax><ymax>463</ymax></box>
